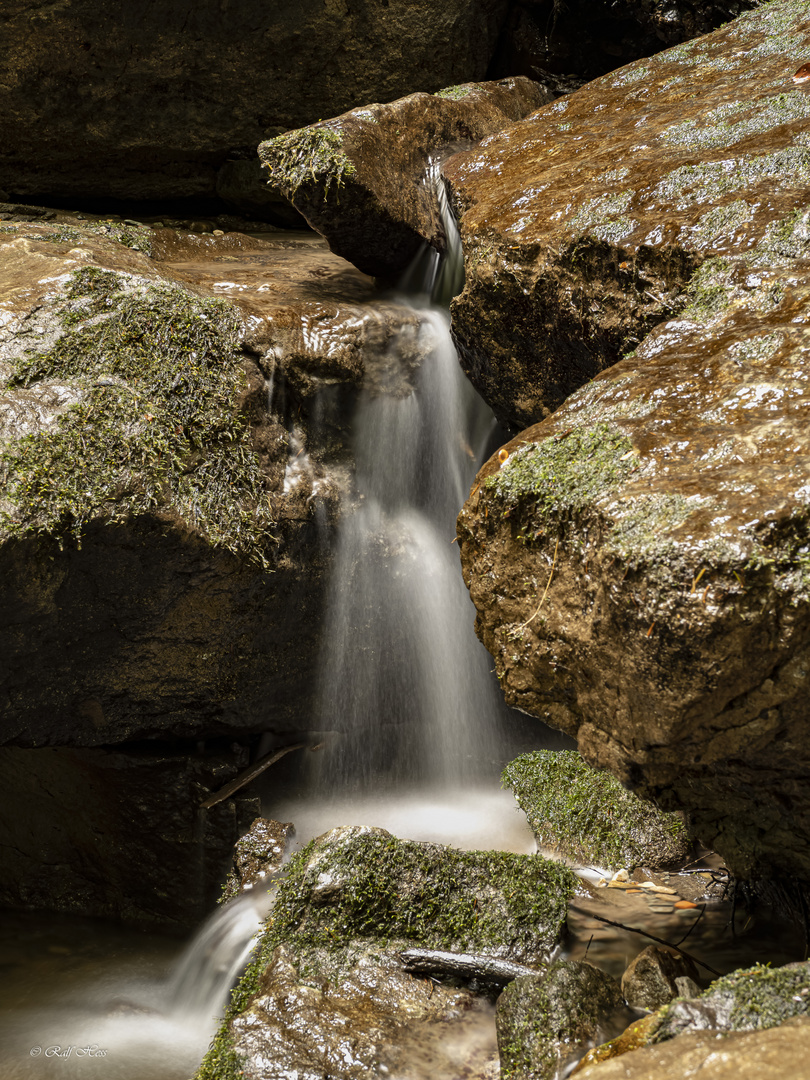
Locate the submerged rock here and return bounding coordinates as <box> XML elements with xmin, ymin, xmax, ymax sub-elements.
<box><xmin>502</xmin><ymin>750</ymin><xmax>693</xmax><ymax>871</ymax></box>
<box><xmin>258</xmin><ymin>77</ymin><xmax>551</xmax><ymax>280</ymax></box>
<box><xmin>496</xmin><ymin>960</ymin><xmax>626</xmax><ymax>1080</ymax></box>
<box><xmin>444</xmin><ymin>0</ymin><xmax>810</xmax><ymax>428</ymax></box>
<box><xmin>197</xmin><ymin>826</ymin><xmax>577</xmax><ymax>1080</ymax></box>
<box><xmin>621</xmin><ymin>945</ymin><xmax>702</xmax><ymax>1011</ymax></box>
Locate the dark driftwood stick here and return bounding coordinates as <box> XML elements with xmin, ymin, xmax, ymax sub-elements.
<box><xmin>569</xmin><ymin>905</ymin><xmax>721</xmax><ymax>977</ymax></box>
<box><xmin>400</xmin><ymin>948</ymin><xmax>540</xmax><ymax>985</ymax></box>
<box><xmin>199</xmin><ymin>742</ymin><xmax>309</xmax><ymax>809</ymax></box>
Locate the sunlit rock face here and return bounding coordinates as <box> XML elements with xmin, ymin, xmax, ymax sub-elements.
<box><xmin>456</xmin><ymin>0</ymin><xmax>810</xmax><ymax>883</ymax></box>
<box><xmin>445</xmin><ymin>0</ymin><xmax>810</xmax><ymax>429</ymax></box>
<box><xmin>258</xmin><ymin>78</ymin><xmax>552</xmax><ymax>280</ymax></box>
<box><xmin>0</xmin><ymin>0</ymin><xmax>512</xmax><ymax>204</ymax></box>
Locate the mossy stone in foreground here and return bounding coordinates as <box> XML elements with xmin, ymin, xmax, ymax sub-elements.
<box><xmin>497</xmin><ymin>961</ymin><xmax>624</xmax><ymax>1080</ymax></box>
<box><xmin>502</xmin><ymin>751</ymin><xmax>692</xmax><ymax>871</ymax></box>
<box><xmin>196</xmin><ymin>826</ymin><xmax>577</xmax><ymax>1080</ymax></box>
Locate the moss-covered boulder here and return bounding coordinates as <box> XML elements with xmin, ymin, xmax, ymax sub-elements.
<box><xmin>496</xmin><ymin>960</ymin><xmax>625</xmax><ymax>1080</ymax></box>
<box><xmin>258</xmin><ymin>77</ymin><xmax>551</xmax><ymax>280</ymax></box>
<box><xmin>198</xmin><ymin>826</ymin><xmax>578</xmax><ymax>1080</ymax></box>
<box><xmin>444</xmin><ymin>0</ymin><xmax>810</xmax><ymax>428</ymax></box>
<box><xmin>503</xmin><ymin>751</ymin><xmax>692</xmax><ymax>871</ymax></box>
<box><xmin>656</xmin><ymin>961</ymin><xmax>810</xmax><ymax>1040</ymax></box>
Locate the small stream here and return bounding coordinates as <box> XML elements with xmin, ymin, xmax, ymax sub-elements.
<box><xmin>1</xmin><ymin>206</ymin><xmax>804</xmax><ymax>1077</ymax></box>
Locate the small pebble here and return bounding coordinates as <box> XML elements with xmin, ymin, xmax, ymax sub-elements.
<box><xmin>612</xmin><ymin>869</ymin><xmax>630</xmax><ymax>882</ymax></box>
<box><xmin>213</xmin><ymin>229</ymin><xmax>225</xmax><ymax>236</ymax></box>
<box><xmin>123</xmin><ymin>219</ymin><xmax>141</xmax><ymax>227</ymax></box>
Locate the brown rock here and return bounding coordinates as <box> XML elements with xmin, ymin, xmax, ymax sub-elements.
<box><xmin>621</xmin><ymin>946</ymin><xmax>702</xmax><ymax>1010</ymax></box>
<box><xmin>455</xmin><ymin>0</ymin><xmax>810</xmax><ymax>885</ymax></box>
<box><xmin>0</xmin><ymin>0</ymin><xmax>513</xmax><ymax>204</ymax></box>
<box><xmin>444</xmin><ymin>0</ymin><xmax>810</xmax><ymax>429</ymax></box>
<box><xmin>573</xmin><ymin>1016</ymin><xmax>810</xmax><ymax>1080</ymax></box>
<box><xmin>258</xmin><ymin>78</ymin><xmax>551</xmax><ymax>280</ymax></box>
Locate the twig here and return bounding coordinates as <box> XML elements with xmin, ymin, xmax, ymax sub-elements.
<box><xmin>200</xmin><ymin>741</ymin><xmax>316</xmax><ymax>809</ymax></box>
<box><xmin>400</xmin><ymin>948</ymin><xmax>540</xmax><ymax>985</ymax></box>
<box><xmin>674</xmin><ymin>905</ymin><xmax>705</xmax><ymax>947</ymax></box>
<box><xmin>517</xmin><ymin>538</ymin><xmax>559</xmax><ymax>629</ymax></box>
<box><xmin>569</xmin><ymin>905</ymin><xmax>721</xmax><ymax>977</ymax></box>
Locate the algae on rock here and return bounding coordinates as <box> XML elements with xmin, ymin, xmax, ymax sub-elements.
<box><xmin>503</xmin><ymin>751</ymin><xmax>693</xmax><ymax>871</ymax></box>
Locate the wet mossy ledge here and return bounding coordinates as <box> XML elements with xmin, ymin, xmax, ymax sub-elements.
<box><xmin>503</xmin><ymin>751</ymin><xmax>693</xmax><ymax>872</ymax></box>
<box><xmin>196</xmin><ymin>826</ymin><xmax>578</xmax><ymax>1080</ymax></box>
<box><xmin>0</xmin><ymin>265</ymin><xmax>277</xmax><ymax>566</ymax></box>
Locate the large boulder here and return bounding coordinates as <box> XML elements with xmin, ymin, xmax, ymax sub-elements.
<box><xmin>258</xmin><ymin>78</ymin><xmax>552</xmax><ymax>280</ymax></box>
<box><xmin>197</xmin><ymin>826</ymin><xmax>577</xmax><ymax>1080</ymax></box>
<box><xmin>455</xmin><ymin>0</ymin><xmax>810</xmax><ymax>883</ymax></box>
<box><xmin>444</xmin><ymin>0</ymin><xmax>810</xmax><ymax>429</ymax></box>
<box><xmin>0</xmin><ymin>0</ymin><xmax>512</xmax><ymax>205</ymax></box>
<box><xmin>457</xmin><ymin>205</ymin><xmax>810</xmax><ymax>882</ymax></box>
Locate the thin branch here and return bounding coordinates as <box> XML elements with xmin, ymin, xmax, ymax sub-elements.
<box><xmin>199</xmin><ymin>741</ymin><xmax>313</xmax><ymax>809</ymax></box>
<box><xmin>517</xmin><ymin>537</ymin><xmax>559</xmax><ymax>629</ymax></box>
<box><xmin>569</xmin><ymin>905</ymin><xmax>721</xmax><ymax>977</ymax></box>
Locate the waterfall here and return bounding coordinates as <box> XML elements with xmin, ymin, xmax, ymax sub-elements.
<box><xmin>312</xmin><ymin>164</ymin><xmax>508</xmax><ymax>790</ymax></box>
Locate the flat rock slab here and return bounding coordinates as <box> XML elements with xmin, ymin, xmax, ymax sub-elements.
<box><xmin>444</xmin><ymin>0</ymin><xmax>810</xmax><ymax>428</ymax></box>
<box><xmin>258</xmin><ymin>78</ymin><xmax>551</xmax><ymax>279</ymax></box>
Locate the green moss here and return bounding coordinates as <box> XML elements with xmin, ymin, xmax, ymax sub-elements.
<box><xmin>435</xmin><ymin>84</ymin><xmax>473</xmax><ymax>100</ymax></box>
<box><xmin>196</xmin><ymin>1027</ymin><xmax>246</xmax><ymax>1080</ymax></box>
<box><xmin>661</xmin><ymin>92</ymin><xmax>810</xmax><ymax>152</ymax></box>
<box><xmin>0</xmin><ymin>267</ymin><xmax>277</xmax><ymax>565</ymax></box>
<box><xmin>486</xmin><ymin>423</ymin><xmax>633</xmax><ymax>533</ymax></box>
<box><xmin>656</xmin><ymin>961</ymin><xmax>810</xmax><ymax>1042</ymax></box>
<box><xmin>679</xmin><ymin>256</ymin><xmax>735</xmax><ymax>322</ymax></box>
<box><xmin>261</xmin><ymin>125</ymin><xmax>357</xmax><ymax>199</ymax></box>
<box><xmin>653</xmin><ymin>145</ymin><xmax>810</xmax><ymax>210</ymax></box>
<box><xmin>567</xmin><ymin>191</ymin><xmax>634</xmax><ymax>243</ymax></box>
<box><xmin>502</xmin><ymin>751</ymin><xmax>692</xmax><ymax>871</ymax></box>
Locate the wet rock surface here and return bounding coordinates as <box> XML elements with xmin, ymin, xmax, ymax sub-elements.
<box><xmin>621</xmin><ymin>945</ymin><xmax>702</xmax><ymax>1010</ymax></box>
<box><xmin>496</xmin><ymin>960</ymin><xmax>627</xmax><ymax>1080</ymax></box>
<box><xmin>0</xmin><ymin>0</ymin><xmax>512</xmax><ymax>205</ymax></box>
<box><xmin>0</xmin><ymin>743</ymin><xmax>259</xmax><ymax>930</ymax></box>
<box><xmin>220</xmin><ymin>817</ymin><xmax>295</xmax><ymax>903</ymax></box>
<box><xmin>199</xmin><ymin>825</ymin><xmax>577</xmax><ymax>1080</ymax></box>
<box><xmin>457</xmin><ymin>197</ymin><xmax>810</xmax><ymax>881</ymax></box>
<box><xmin>575</xmin><ymin>1016</ymin><xmax>810</xmax><ymax>1080</ymax></box>
<box><xmin>503</xmin><ymin>750</ymin><xmax>693</xmax><ymax>871</ymax></box>
<box><xmin>444</xmin><ymin>0</ymin><xmax>810</xmax><ymax>428</ymax></box>
<box><xmin>259</xmin><ymin>77</ymin><xmax>551</xmax><ymax>280</ymax></box>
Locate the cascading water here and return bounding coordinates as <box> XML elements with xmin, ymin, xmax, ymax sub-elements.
<box><xmin>310</xmin><ymin>164</ymin><xmax>511</xmax><ymax>791</ymax></box>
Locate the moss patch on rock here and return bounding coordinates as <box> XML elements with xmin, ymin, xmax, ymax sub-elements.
<box><xmin>657</xmin><ymin>961</ymin><xmax>810</xmax><ymax>1041</ymax></box>
<box><xmin>497</xmin><ymin>960</ymin><xmax>624</xmax><ymax>1080</ymax></box>
<box><xmin>261</xmin><ymin>125</ymin><xmax>357</xmax><ymax>200</ymax></box>
<box><xmin>0</xmin><ymin>266</ymin><xmax>277</xmax><ymax>564</ymax></box>
<box><xmin>486</xmin><ymin>423</ymin><xmax>633</xmax><ymax>537</ymax></box>
<box><xmin>502</xmin><ymin>751</ymin><xmax>693</xmax><ymax>871</ymax></box>
<box><xmin>196</xmin><ymin>826</ymin><xmax>577</xmax><ymax>1079</ymax></box>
